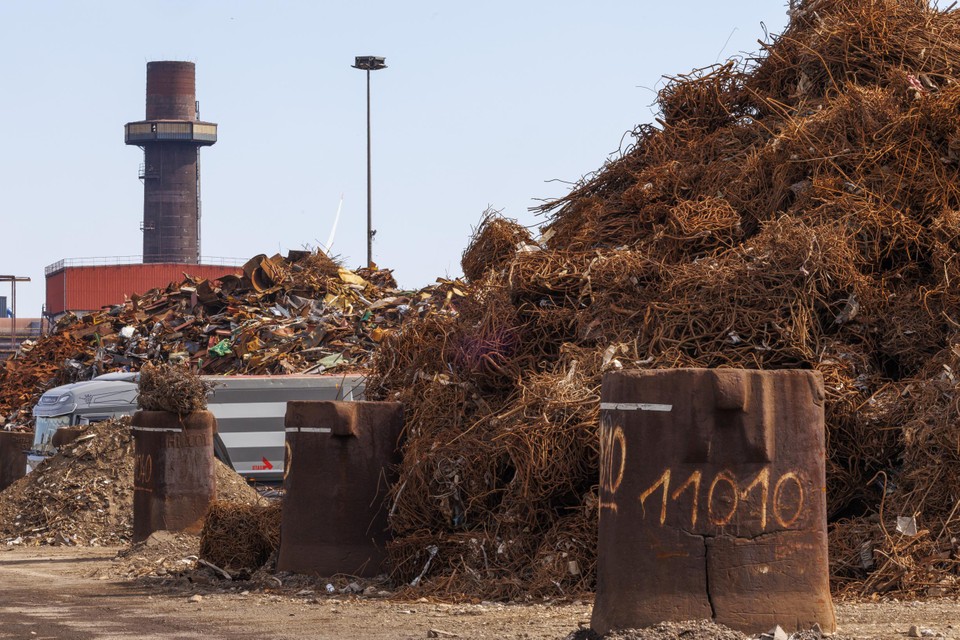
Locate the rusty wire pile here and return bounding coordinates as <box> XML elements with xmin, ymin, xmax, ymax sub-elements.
<box><xmin>199</xmin><ymin>501</ymin><xmax>281</xmax><ymax>575</ymax></box>
<box><xmin>461</xmin><ymin>210</ymin><xmax>534</xmax><ymax>283</ymax></box>
<box><xmin>137</xmin><ymin>362</ymin><xmax>212</xmax><ymax>414</ymax></box>
<box><xmin>370</xmin><ymin>0</ymin><xmax>960</xmax><ymax>599</ymax></box>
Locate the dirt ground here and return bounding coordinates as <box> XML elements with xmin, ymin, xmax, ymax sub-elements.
<box><xmin>1</xmin><ymin>546</ymin><xmax>959</xmax><ymax>640</ymax></box>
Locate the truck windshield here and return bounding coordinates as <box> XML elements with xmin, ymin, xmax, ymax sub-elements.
<box><xmin>33</xmin><ymin>415</ymin><xmax>71</xmax><ymax>454</ymax></box>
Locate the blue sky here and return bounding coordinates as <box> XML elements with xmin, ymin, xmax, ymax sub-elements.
<box><xmin>0</xmin><ymin>1</ymin><xmax>790</xmax><ymax>317</ymax></box>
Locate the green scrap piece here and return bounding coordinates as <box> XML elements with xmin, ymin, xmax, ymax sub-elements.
<box><xmin>209</xmin><ymin>339</ymin><xmax>233</xmax><ymax>357</ymax></box>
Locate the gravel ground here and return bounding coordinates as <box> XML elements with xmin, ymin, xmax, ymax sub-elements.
<box><xmin>2</xmin><ymin>546</ymin><xmax>960</xmax><ymax>640</ymax></box>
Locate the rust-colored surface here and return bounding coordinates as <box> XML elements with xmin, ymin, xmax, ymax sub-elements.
<box><xmin>591</xmin><ymin>369</ymin><xmax>835</xmax><ymax>635</ymax></box>
<box><xmin>145</xmin><ymin>61</ymin><xmax>196</xmax><ymax>121</ymax></box>
<box><xmin>0</xmin><ymin>431</ymin><xmax>31</xmax><ymax>491</ymax></box>
<box><xmin>127</xmin><ymin>60</ymin><xmax>217</xmax><ymax>265</ymax></box>
<box><xmin>51</xmin><ymin>426</ymin><xmax>84</xmax><ymax>449</ymax></box>
<box><xmin>45</xmin><ymin>264</ymin><xmax>241</xmax><ymax>315</ymax></box>
<box><xmin>130</xmin><ymin>410</ymin><xmax>216</xmax><ymax>543</ymax></box>
<box><xmin>278</xmin><ymin>401</ymin><xmax>403</xmax><ymax>577</ymax></box>
<box><xmin>141</xmin><ymin>141</ymin><xmax>202</xmax><ymax>264</ymax></box>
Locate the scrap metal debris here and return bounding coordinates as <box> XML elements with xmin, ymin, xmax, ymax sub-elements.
<box><xmin>0</xmin><ymin>250</ymin><xmax>467</xmax><ymax>427</ymax></box>
<box><xmin>5</xmin><ymin>0</ymin><xmax>960</xmax><ymax>605</ymax></box>
<box><xmin>370</xmin><ymin>0</ymin><xmax>960</xmax><ymax>600</ymax></box>
<box><xmin>199</xmin><ymin>501</ymin><xmax>281</xmax><ymax>576</ymax></box>
<box><xmin>0</xmin><ymin>333</ymin><xmax>85</xmax><ymax>432</ymax></box>
<box><xmin>0</xmin><ymin>417</ymin><xmax>260</xmax><ymax>546</ymax></box>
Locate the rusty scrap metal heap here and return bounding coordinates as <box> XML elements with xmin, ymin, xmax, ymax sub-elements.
<box><xmin>0</xmin><ymin>334</ymin><xmax>85</xmax><ymax>431</ymax></box>
<box><xmin>0</xmin><ymin>250</ymin><xmax>464</xmax><ymax>427</ymax></box>
<box><xmin>460</xmin><ymin>208</ymin><xmax>534</xmax><ymax>282</ymax></box>
<box><xmin>369</xmin><ymin>0</ymin><xmax>960</xmax><ymax>599</ymax></box>
<box><xmin>199</xmin><ymin>501</ymin><xmax>281</xmax><ymax>576</ymax></box>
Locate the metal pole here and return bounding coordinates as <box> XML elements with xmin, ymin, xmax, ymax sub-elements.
<box><xmin>10</xmin><ymin>280</ymin><xmax>16</xmax><ymax>351</ymax></box>
<box><xmin>366</xmin><ymin>68</ymin><xmax>373</xmax><ymax>269</ymax></box>
<box><xmin>0</xmin><ymin>277</ymin><xmax>29</xmax><ymax>353</ymax></box>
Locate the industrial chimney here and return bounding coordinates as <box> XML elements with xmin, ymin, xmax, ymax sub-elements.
<box><xmin>125</xmin><ymin>61</ymin><xmax>217</xmax><ymax>264</ymax></box>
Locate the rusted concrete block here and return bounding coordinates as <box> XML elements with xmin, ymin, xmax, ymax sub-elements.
<box><xmin>0</xmin><ymin>431</ymin><xmax>32</xmax><ymax>491</ymax></box>
<box><xmin>278</xmin><ymin>401</ymin><xmax>403</xmax><ymax>577</ymax></box>
<box><xmin>592</xmin><ymin>369</ymin><xmax>835</xmax><ymax>635</ymax></box>
<box><xmin>130</xmin><ymin>410</ymin><xmax>216</xmax><ymax>542</ymax></box>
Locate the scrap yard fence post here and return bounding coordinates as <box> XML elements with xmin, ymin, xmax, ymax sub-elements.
<box><xmin>0</xmin><ymin>431</ymin><xmax>32</xmax><ymax>491</ymax></box>
<box><xmin>278</xmin><ymin>400</ymin><xmax>403</xmax><ymax>576</ymax></box>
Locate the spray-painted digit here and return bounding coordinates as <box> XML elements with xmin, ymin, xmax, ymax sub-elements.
<box><xmin>773</xmin><ymin>471</ymin><xmax>804</xmax><ymax>528</ymax></box>
<box><xmin>638</xmin><ymin>469</ymin><xmax>671</xmax><ymax>525</ymax></box>
<box><xmin>670</xmin><ymin>470</ymin><xmax>702</xmax><ymax>528</ymax></box>
<box><xmin>599</xmin><ymin>424</ymin><xmax>626</xmax><ymax>496</ymax></box>
<box><xmin>739</xmin><ymin>467</ymin><xmax>770</xmax><ymax>531</ymax></box>
<box><xmin>283</xmin><ymin>441</ymin><xmax>293</xmax><ymax>482</ymax></box>
<box><xmin>134</xmin><ymin>453</ymin><xmax>153</xmax><ymax>485</ymax></box>
<box><xmin>707</xmin><ymin>470</ymin><xmax>739</xmax><ymax>526</ymax></box>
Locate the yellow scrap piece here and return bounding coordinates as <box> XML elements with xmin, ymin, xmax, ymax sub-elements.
<box><xmin>338</xmin><ymin>269</ymin><xmax>371</xmax><ymax>287</ymax></box>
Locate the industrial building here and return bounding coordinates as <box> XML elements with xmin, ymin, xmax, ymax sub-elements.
<box><xmin>0</xmin><ymin>295</ymin><xmax>44</xmax><ymax>359</ymax></box>
<box><xmin>44</xmin><ymin>61</ymin><xmax>240</xmax><ymax>318</ymax></box>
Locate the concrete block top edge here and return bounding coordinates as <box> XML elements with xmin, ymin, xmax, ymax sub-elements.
<box><xmin>602</xmin><ymin>368</ymin><xmax>824</xmax><ymax>382</ymax></box>
<box><xmin>601</xmin><ymin>368</ymin><xmax>826</xmax><ymax>406</ymax></box>
<box><xmin>285</xmin><ymin>400</ymin><xmax>404</xmax><ymax>411</ymax></box>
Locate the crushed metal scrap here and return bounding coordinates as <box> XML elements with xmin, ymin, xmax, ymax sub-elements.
<box><xmin>0</xmin><ymin>250</ymin><xmax>468</xmax><ymax>427</ymax></box>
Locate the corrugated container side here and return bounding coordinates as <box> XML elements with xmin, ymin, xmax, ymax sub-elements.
<box><xmin>45</xmin><ymin>270</ymin><xmax>67</xmax><ymax>316</ymax></box>
<box><xmin>45</xmin><ymin>264</ymin><xmax>241</xmax><ymax>315</ymax></box>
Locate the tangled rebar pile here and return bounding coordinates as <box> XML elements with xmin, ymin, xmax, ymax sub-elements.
<box><xmin>461</xmin><ymin>210</ymin><xmax>535</xmax><ymax>283</ymax></box>
<box><xmin>370</xmin><ymin>0</ymin><xmax>960</xmax><ymax>599</ymax></box>
<box><xmin>137</xmin><ymin>362</ymin><xmax>212</xmax><ymax>414</ymax></box>
<box><xmin>199</xmin><ymin>501</ymin><xmax>281</xmax><ymax>576</ymax></box>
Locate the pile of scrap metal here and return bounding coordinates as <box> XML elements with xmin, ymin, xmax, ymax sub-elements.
<box><xmin>0</xmin><ymin>250</ymin><xmax>468</xmax><ymax>427</ymax></box>
<box><xmin>0</xmin><ymin>417</ymin><xmax>261</xmax><ymax>547</ymax></box>
<box><xmin>0</xmin><ymin>333</ymin><xmax>84</xmax><ymax>431</ymax></box>
<box><xmin>369</xmin><ymin>0</ymin><xmax>960</xmax><ymax>600</ymax></box>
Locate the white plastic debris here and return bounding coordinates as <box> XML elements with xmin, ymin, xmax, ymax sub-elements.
<box><xmin>897</xmin><ymin>516</ymin><xmax>918</xmax><ymax>536</ymax></box>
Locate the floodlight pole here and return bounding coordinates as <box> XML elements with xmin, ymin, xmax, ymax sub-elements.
<box><xmin>365</xmin><ymin>68</ymin><xmax>372</xmax><ymax>268</ymax></box>
<box><xmin>352</xmin><ymin>56</ymin><xmax>387</xmax><ymax>269</ymax></box>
